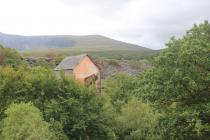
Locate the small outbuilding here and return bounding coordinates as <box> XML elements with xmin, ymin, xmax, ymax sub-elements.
<box><xmin>54</xmin><ymin>54</ymin><xmax>101</xmax><ymax>90</ymax></box>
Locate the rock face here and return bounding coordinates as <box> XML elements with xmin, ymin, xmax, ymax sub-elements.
<box><xmin>22</xmin><ymin>56</ymin><xmax>151</xmax><ymax>79</ymax></box>
<box><xmin>96</xmin><ymin>59</ymin><xmax>151</xmax><ymax>78</ymax></box>
<box><xmin>22</xmin><ymin>57</ymin><xmax>53</xmax><ymax>64</ymax></box>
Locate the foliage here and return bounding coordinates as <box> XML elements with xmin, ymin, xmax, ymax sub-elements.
<box><xmin>107</xmin><ymin>59</ymin><xmax>120</xmax><ymax>66</ymax></box>
<box><xmin>1</xmin><ymin>21</ymin><xmax>210</xmax><ymax>140</ymax></box>
<box><xmin>103</xmin><ymin>74</ymin><xmax>161</xmax><ymax>140</ymax></box>
<box><xmin>115</xmin><ymin>99</ymin><xmax>161</xmax><ymax>140</ymax></box>
<box><xmin>104</xmin><ymin>73</ymin><xmax>136</xmax><ymax>111</ymax></box>
<box><xmin>33</xmin><ymin>59</ymin><xmax>56</xmax><ymax>68</ymax></box>
<box><xmin>0</xmin><ymin>66</ymin><xmax>116</xmax><ymax>140</ymax></box>
<box><xmin>49</xmin><ymin>118</ymin><xmax>69</xmax><ymax>140</ymax></box>
<box><xmin>1</xmin><ymin>103</ymin><xmax>56</xmax><ymax>140</ymax></box>
<box><xmin>23</xmin><ymin>49</ymin><xmax>157</xmax><ymax>60</ymax></box>
<box><xmin>47</xmin><ymin>76</ymin><xmax>116</xmax><ymax>140</ymax></box>
<box><xmin>135</xmin><ymin>20</ymin><xmax>210</xmax><ymax>139</ymax></box>
<box><xmin>0</xmin><ymin>44</ymin><xmax>21</xmax><ymax>67</ymax></box>
<box><xmin>25</xmin><ymin>67</ymin><xmax>60</xmax><ymax>117</ymax></box>
<box><xmin>54</xmin><ymin>55</ymin><xmax>65</xmax><ymax>65</ymax></box>
<box><xmin>128</xmin><ymin>59</ymin><xmax>151</xmax><ymax>70</ymax></box>
<box><xmin>0</xmin><ymin>66</ymin><xmax>33</xmax><ymax>118</ymax></box>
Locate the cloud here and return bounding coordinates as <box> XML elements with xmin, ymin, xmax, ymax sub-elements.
<box><xmin>0</xmin><ymin>0</ymin><xmax>210</xmax><ymax>49</ymax></box>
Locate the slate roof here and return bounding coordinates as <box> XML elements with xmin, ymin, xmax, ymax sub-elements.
<box><xmin>54</xmin><ymin>54</ymin><xmax>87</xmax><ymax>71</ymax></box>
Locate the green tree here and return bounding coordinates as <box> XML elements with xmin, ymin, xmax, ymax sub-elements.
<box><xmin>25</xmin><ymin>66</ymin><xmax>60</xmax><ymax>117</ymax></box>
<box><xmin>48</xmin><ymin>118</ymin><xmax>69</xmax><ymax>140</ymax></box>
<box><xmin>0</xmin><ymin>66</ymin><xmax>33</xmax><ymax>119</ymax></box>
<box><xmin>103</xmin><ymin>73</ymin><xmax>161</xmax><ymax>140</ymax></box>
<box><xmin>135</xmin><ymin>21</ymin><xmax>210</xmax><ymax>139</ymax></box>
<box><xmin>0</xmin><ymin>44</ymin><xmax>21</xmax><ymax>67</ymax></box>
<box><xmin>47</xmin><ymin>76</ymin><xmax>116</xmax><ymax>140</ymax></box>
<box><xmin>1</xmin><ymin>103</ymin><xmax>56</xmax><ymax>140</ymax></box>
<box><xmin>115</xmin><ymin>99</ymin><xmax>161</xmax><ymax>140</ymax></box>
<box><xmin>104</xmin><ymin>73</ymin><xmax>136</xmax><ymax>111</ymax></box>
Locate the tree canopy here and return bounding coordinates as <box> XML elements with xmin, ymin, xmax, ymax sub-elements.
<box><xmin>0</xmin><ymin>21</ymin><xmax>210</xmax><ymax>140</ymax></box>
<box><xmin>1</xmin><ymin>103</ymin><xmax>55</xmax><ymax>140</ymax></box>
<box><xmin>135</xmin><ymin>20</ymin><xmax>210</xmax><ymax>139</ymax></box>
<box><xmin>0</xmin><ymin>45</ymin><xmax>21</xmax><ymax>66</ymax></box>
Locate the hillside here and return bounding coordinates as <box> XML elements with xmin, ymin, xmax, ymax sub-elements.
<box><xmin>0</xmin><ymin>32</ymin><xmax>149</xmax><ymax>51</ymax></box>
<box><xmin>0</xmin><ymin>32</ymin><xmax>75</xmax><ymax>50</ymax></box>
<box><xmin>0</xmin><ymin>32</ymin><xmax>156</xmax><ymax>60</ymax></box>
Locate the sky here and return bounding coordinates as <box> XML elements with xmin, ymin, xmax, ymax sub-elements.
<box><xmin>0</xmin><ymin>0</ymin><xmax>210</xmax><ymax>49</ymax></box>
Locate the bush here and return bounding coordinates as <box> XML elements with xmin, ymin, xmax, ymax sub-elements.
<box><xmin>115</xmin><ymin>99</ymin><xmax>161</xmax><ymax>140</ymax></box>
<box><xmin>0</xmin><ymin>44</ymin><xmax>21</xmax><ymax>67</ymax></box>
<box><xmin>1</xmin><ymin>103</ymin><xmax>56</xmax><ymax>140</ymax></box>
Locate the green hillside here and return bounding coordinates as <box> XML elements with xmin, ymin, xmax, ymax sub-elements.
<box><xmin>0</xmin><ymin>33</ymin><xmax>157</xmax><ymax>59</ymax></box>
<box><xmin>21</xmin><ymin>35</ymin><xmax>156</xmax><ymax>60</ymax></box>
<box><xmin>62</xmin><ymin>35</ymin><xmax>149</xmax><ymax>51</ymax></box>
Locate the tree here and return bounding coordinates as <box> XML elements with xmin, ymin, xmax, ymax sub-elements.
<box><xmin>48</xmin><ymin>118</ymin><xmax>69</xmax><ymax>140</ymax></box>
<box><xmin>104</xmin><ymin>73</ymin><xmax>136</xmax><ymax>111</ymax></box>
<box><xmin>135</xmin><ymin>21</ymin><xmax>210</xmax><ymax>139</ymax></box>
<box><xmin>115</xmin><ymin>99</ymin><xmax>161</xmax><ymax>140</ymax></box>
<box><xmin>25</xmin><ymin>66</ymin><xmax>60</xmax><ymax>117</ymax></box>
<box><xmin>0</xmin><ymin>48</ymin><xmax>6</xmax><ymax>64</ymax></box>
<box><xmin>0</xmin><ymin>44</ymin><xmax>21</xmax><ymax>66</ymax></box>
<box><xmin>47</xmin><ymin>76</ymin><xmax>116</xmax><ymax>140</ymax></box>
<box><xmin>1</xmin><ymin>103</ymin><xmax>56</xmax><ymax>140</ymax></box>
<box><xmin>103</xmin><ymin>73</ymin><xmax>161</xmax><ymax>140</ymax></box>
<box><xmin>0</xmin><ymin>66</ymin><xmax>33</xmax><ymax>119</ymax></box>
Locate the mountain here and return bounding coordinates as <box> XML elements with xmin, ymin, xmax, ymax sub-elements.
<box><xmin>0</xmin><ymin>32</ymin><xmax>75</xmax><ymax>50</ymax></box>
<box><xmin>0</xmin><ymin>32</ymin><xmax>157</xmax><ymax>60</ymax></box>
<box><xmin>0</xmin><ymin>32</ymin><xmax>150</xmax><ymax>51</ymax></box>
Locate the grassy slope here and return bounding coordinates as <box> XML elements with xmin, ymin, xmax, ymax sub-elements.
<box><xmin>22</xmin><ymin>35</ymin><xmax>157</xmax><ymax>60</ymax></box>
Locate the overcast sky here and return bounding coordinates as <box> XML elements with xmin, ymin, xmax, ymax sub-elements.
<box><xmin>0</xmin><ymin>0</ymin><xmax>210</xmax><ymax>49</ymax></box>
